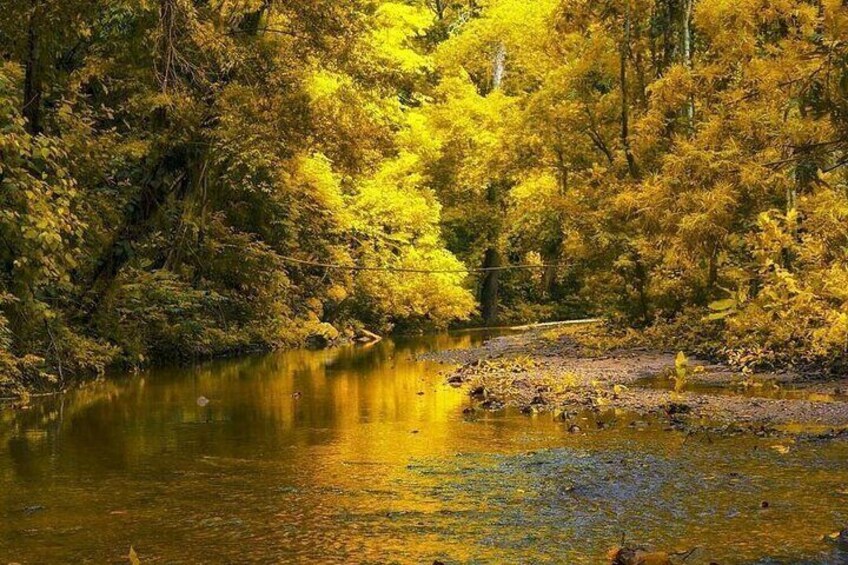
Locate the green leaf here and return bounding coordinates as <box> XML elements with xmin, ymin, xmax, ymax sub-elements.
<box><xmin>708</xmin><ymin>298</ymin><xmax>737</xmax><ymax>311</ymax></box>
<box><xmin>705</xmin><ymin>309</ymin><xmax>735</xmax><ymax>321</ymax></box>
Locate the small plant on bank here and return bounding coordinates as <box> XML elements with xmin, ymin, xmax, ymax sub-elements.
<box><xmin>672</xmin><ymin>352</ymin><xmax>689</xmax><ymax>394</ymax></box>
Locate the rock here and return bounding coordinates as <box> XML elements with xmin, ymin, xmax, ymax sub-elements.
<box><xmin>609</xmin><ymin>547</ymin><xmax>673</xmax><ymax>565</ymax></box>
<box><xmin>305</xmin><ymin>322</ymin><xmax>340</xmax><ymax>348</ymax></box>
<box><xmin>568</xmin><ymin>424</ymin><xmax>582</xmax><ymax>433</ymax></box>
<box><xmin>447</xmin><ymin>375</ymin><xmax>464</xmax><ymax>387</ymax></box>
<box><xmin>841</xmin><ymin>528</ymin><xmax>848</xmax><ymax>547</ymax></box>
<box><xmin>824</xmin><ymin>528</ymin><xmax>848</xmax><ymax>548</ymax></box>
<box><xmin>480</xmin><ymin>399</ymin><xmax>501</xmax><ymax>410</ymax></box>
<box><xmin>470</xmin><ymin>386</ymin><xmax>486</xmax><ymax>399</ymax></box>
<box><xmin>663</xmin><ymin>402</ymin><xmax>691</xmax><ymax>415</ymax></box>
<box><xmin>291</xmin><ymin>391</ymin><xmax>302</xmax><ymax>399</ymax></box>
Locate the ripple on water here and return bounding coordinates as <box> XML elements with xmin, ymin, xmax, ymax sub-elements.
<box><xmin>0</xmin><ymin>333</ymin><xmax>846</xmax><ymax>564</ymax></box>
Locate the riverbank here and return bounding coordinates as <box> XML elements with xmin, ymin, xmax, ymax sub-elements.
<box><xmin>423</xmin><ymin>326</ymin><xmax>848</xmax><ymax>436</ymax></box>
<box><xmin>0</xmin><ymin>325</ymin><xmax>383</xmax><ymax>404</ymax></box>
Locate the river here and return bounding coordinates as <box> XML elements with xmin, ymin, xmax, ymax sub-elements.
<box><xmin>1</xmin><ymin>332</ymin><xmax>847</xmax><ymax>564</ymax></box>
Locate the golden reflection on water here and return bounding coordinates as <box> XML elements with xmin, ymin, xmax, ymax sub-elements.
<box><xmin>1</xmin><ymin>332</ymin><xmax>847</xmax><ymax>564</ymax></box>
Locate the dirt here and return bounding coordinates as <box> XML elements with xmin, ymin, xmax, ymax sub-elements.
<box><xmin>424</xmin><ymin>329</ymin><xmax>848</xmax><ymax>436</ymax></box>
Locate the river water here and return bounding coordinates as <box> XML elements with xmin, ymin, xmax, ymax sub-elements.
<box><xmin>1</xmin><ymin>332</ymin><xmax>847</xmax><ymax>564</ymax></box>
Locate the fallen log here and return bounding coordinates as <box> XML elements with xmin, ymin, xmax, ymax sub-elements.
<box><xmin>355</xmin><ymin>328</ymin><xmax>382</xmax><ymax>344</ymax></box>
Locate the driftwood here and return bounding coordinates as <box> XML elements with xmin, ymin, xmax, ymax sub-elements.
<box><xmin>355</xmin><ymin>328</ymin><xmax>382</xmax><ymax>344</ymax></box>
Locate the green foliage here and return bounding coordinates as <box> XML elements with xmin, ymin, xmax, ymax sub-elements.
<box><xmin>673</xmin><ymin>352</ymin><xmax>689</xmax><ymax>393</ymax></box>
<box><xmin>0</xmin><ymin>0</ymin><xmax>475</xmax><ymax>394</ymax></box>
<box><xmin>129</xmin><ymin>546</ymin><xmax>140</xmax><ymax>565</ymax></box>
<box><xmin>414</xmin><ymin>0</ymin><xmax>848</xmax><ymax>370</ymax></box>
<box><xmin>721</xmin><ymin>199</ymin><xmax>848</xmax><ymax>372</ymax></box>
<box><xmin>3</xmin><ymin>0</ymin><xmax>848</xmax><ymax>395</ymax></box>
<box><xmin>0</xmin><ymin>294</ymin><xmax>22</xmax><ymax>395</ymax></box>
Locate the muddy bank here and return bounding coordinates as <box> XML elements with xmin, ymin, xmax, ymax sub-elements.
<box><xmin>424</xmin><ymin>328</ymin><xmax>848</xmax><ymax>435</ymax></box>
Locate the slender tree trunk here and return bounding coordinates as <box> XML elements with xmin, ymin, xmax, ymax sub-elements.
<box><xmin>23</xmin><ymin>0</ymin><xmax>43</xmax><ymax>135</ymax></box>
<box><xmin>480</xmin><ymin>248</ymin><xmax>501</xmax><ymax>325</ymax></box>
<box><xmin>541</xmin><ymin>241</ymin><xmax>562</xmax><ymax>298</ymax></box>
<box><xmin>632</xmin><ymin>251</ymin><xmax>650</xmax><ymax>325</ymax></box>
<box><xmin>479</xmin><ymin>179</ymin><xmax>503</xmax><ymax>325</ymax></box>
<box><xmin>492</xmin><ymin>42</ymin><xmax>506</xmax><ymax>91</ymax></box>
<box><xmin>541</xmin><ymin>145</ymin><xmax>568</xmax><ymax>297</ymax></box>
<box><xmin>477</xmin><ymin>42</ymin><xmax>508</xmax><ymax>325</ymax></box>
<box><xmin>682</xmin><ymin>0</ymin><xmax>695</xmax><ymax>128</ymax></box>
<box><xmin>157</xmin><ymin>0</ymin><xmax>181</xmax><ymax>94</ymax></box>
<box><xmin>432</xmin><ymin>0</ymin><xmax>445</xmax><ymax>20</ymax></box>
<box><xmin>782</xmin><ymin>159</ymin><xmax>814</xmax><ymax>270</ymax></box>
<box><xmin>620</xmin><ymin>0</ymin><xmax>638</xmax><ymax>179</ymax></box>
<box><xmin>707</xmin><ymin>245</ymin><xmax>718</xmax><ymax>294</ymax></box>
<box><xmin>663</xmin><ymin>0</ymin><xmax>675</xmax><ymax>71</ymax></box>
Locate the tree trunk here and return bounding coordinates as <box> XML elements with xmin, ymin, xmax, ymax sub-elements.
<box><xmin>632</xmin><ymin>251</ymin><xmax>650</xmax><ymax>325</ymax></box>
<box><xmin>23</xmin><ymin>0</ymin><xmax>43</xmax><ymax>135</ymax></box>
<box><xmin>492</xmin><ymin>42</ymin><xmax>506</xmax><ymax>91</ymax></box>
<box><xmin>480</xmin><ymin>248</ymin><xmax>501</xmax><ymax>325</ymax></box>
<box><xmin>707</xmin><ymin>244</ymin><xmax>718</xmax><ymax>294</ymax></box>
<box><xmin>432</xmin><ymin>0</ymin><xmax>445</xmax><ymax>20</ymax></box>
<box><xmin>478</xmin><ymin>42</ymin><xmax>508</xmax><ymax>325</ymax></box>
<box><xmin>542</xmin><ymin>146</ymin><xmax>568</xmax><ymax>297</ymax></box>
<box><xmin>682</xmin><ymin>0</ymin><xmax>695</xmax><ymax>128</ymax></box>
<box><xmin>480</xmin><ymin>181</ymin><xmax>503</xmax><ymax>325</ymax></box>
<box><xmin>541</xmin><ymin>251</ymin><xmax>560</xmax><ymax>297</ymax></box>
<box><xmin>620</xmin><ymin>1</ymin><xmax>638</xmax><ymax>179</ymax></box>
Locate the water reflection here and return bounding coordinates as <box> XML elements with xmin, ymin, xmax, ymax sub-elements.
<box><xmin>635</xmin><ymin>374</ymin><xmax>848</xmax><ymax>403</ymax></box>
<box><xmin>1</xmin><ymin>332</ymin><xmax>847</xmax><ymax>564</ymax></box>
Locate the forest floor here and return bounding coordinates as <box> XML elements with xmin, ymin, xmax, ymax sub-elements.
<box><xmin>424</xmin><ymin>327</ymin><xmax>848</xmax><ymax>437</ymax></box>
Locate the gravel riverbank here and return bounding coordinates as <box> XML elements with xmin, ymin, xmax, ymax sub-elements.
<box><xmin>424</xmin><ymin>328</ymin><xmax>848</xmax><ymax>435</ymax></box>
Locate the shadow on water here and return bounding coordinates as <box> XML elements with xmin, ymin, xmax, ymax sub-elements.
<box><xmin>1</xmin><ymin>331</ymin><xmax>847</xmax><ymax>564</ymax></box>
